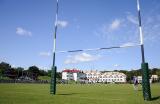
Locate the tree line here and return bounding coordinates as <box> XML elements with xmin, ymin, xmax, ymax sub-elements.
<box><xmin>0</xmin><ymin>62</ymin><xmax>61</xmax><ymax>80</ymax></box>
<box><xmin>0</xmin><ymin>61</ymin><xmax>160</xmax><ymax>82</ymax></box>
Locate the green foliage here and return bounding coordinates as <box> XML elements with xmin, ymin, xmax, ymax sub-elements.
<box><xmin>56</xmin><ymin>72</ymin><xmax>62</xmax><ymax>79</ymax></box>
<box><xmin>39</xmin><ymin>70</ymin><xmax>48</xmax><ymax>76</ymax></box>
<box><xmin>0</xmin><ymin>62</ymin><xmax>11</xmax><ymax>75</ymax></box>
<box><xmin>14</xmin><ymin>67</ymin><xmax>24</xmax><ymax>77</ymax></box>
<box><xmin>0</xmin><ymin>62</ymin><xmax>11</xmax><ymax>70</ymax></box>
<box><xmin>28</xmin><ymin>66</ymin><xmax>40</xmax><ymax>80</ymax></box>
<box><xmin>0</xmin><ymin>76</ymin><xmax>11</xmax><ymax>80</ymax></box>
<box><xmin>47</xmin><ymin>70</ymin><xmax>51</xmax><ymax>77</ymax></box>
<box><xmin>38</xmin><ymin>76</ymin><xmax>51</xmax><ymax>81</ymax></box>
<box><xmin>0</xmin><ymin>84</ymin><xmax>160</xmax><ymax>104</ymax></box>
<box><xmin>47</xmin><ymin>70</ymin><xmax>61</xmax><ymax>80</ymax></box>
<box><xmin>28</xmin><ymin>66</ymin><xmax>40</xmax><ymax>74</ymax></box>
<box><xmin>4</xmin><ymin>68</ymin><xmax>17</xmax><ymax>79</ymax></box>
<box><xmin>0</xmin><ymin>61</ymin><xmax>160</xmax><ymax>82</ymax></box>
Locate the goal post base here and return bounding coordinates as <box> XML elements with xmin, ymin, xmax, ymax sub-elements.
<box><xmin>50</xmin><ymin>66</ymin><xmax>57</xmax><ymax>95</ymax></box>
<box><xmin>141</xmin><ymin>63</ymin><xmax>151</xmax><ymax>101</ymax></box>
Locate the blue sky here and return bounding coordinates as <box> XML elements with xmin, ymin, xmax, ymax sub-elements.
<box><xmin>0</xmin><ymin>0</ymin><xmax>160</xmax><ymax>71</ymax></box>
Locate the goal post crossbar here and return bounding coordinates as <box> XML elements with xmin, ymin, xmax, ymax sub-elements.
<box><xmin>56</xmin><ymin>43</ymin><xmax>141</xmax><ymax>53</ymax></box>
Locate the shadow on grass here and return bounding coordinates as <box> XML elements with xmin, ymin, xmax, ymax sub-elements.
<box><xmin>151</xmin><ymin>96</ymin><xmax>160</xmax><ymax>101</ymax></box>
<box><xmin>57</xmin><ymin>93</ymin><xmax>79</xmax><ymax>96</ymax></box>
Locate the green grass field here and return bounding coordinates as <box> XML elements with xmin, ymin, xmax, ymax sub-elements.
<box><xmin>0</xmin><ymin>83</ymin><xmax>160</xmax><ymax>104</ymax></box>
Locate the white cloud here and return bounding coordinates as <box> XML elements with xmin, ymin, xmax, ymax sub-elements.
<box><xmin>94</xmin><ymin>19</ymin><xmax>123</xmax><ymax>37</ymax></box>
<box><xmin>39</xmin><ymin>52</ymin><xmax>51</xmax><ymax>57</ymax></box>
<box><xmin>39</xmin><ymin>66</ymin><xmax>49</xmax><ymax>70</ymax></box>
<box><xmin>126</xmin><ymin>14</ymin><xmax>138</xmax><ymax>25</ymax></box>
<box><xmin>16</xmin><ymin>27</ymin><xmax>32</xmax><ymax>36</ymax></box>
<box><xmin>109</xmin><ymin>19</ymin><xmax>122</xmax><ymax>31</ymax></box>
<box><xmin>143</xmin><ymin>17</ymin><xmax>160</xmax><ymax>45</ymax></box>
<box><xmin>64</xmin><ymin>53</ymin><xmax>101</xmax><ymax>64</ymax></box>
<box><xmin>94</xmin><ymin>7</ymin><xmax>160</xmax><ymax>47</ymax></box>
<box><xmin>93</xmin><ymin>19</ymin><xmax>127</xmax><ymax>47</ymax></box>
<box><xmin>114</xmin><ymin>64</ymin><xmax>119</xmax><ymax>67</ymax></box>
<box><xmin>57</xmin><ymin>20</ymin><xmax>68</xmax><ymax>28</ymax></box>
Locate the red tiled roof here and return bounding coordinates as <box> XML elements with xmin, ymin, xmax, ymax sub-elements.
<box><xmin>62</xmin><ymin>69</ymin><xmax>81</xmax><ymax>73</ymax></box>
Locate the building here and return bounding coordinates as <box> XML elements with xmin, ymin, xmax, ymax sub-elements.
<box><xmin>151</xmin><ymin>75</ymin><xmax>159</xmax><ymax>81</ymax></box>
<box><xmin>137</xmin><ymin>75</ymin><xmax>159</xmax><ymax>83</ymax></box>
<box><xmin>62</xmin><ymin>69</ymin><xmax>86</xmax><ymax>81</ymax></box>
<box><xmin>84</xmin><ymin>71</ymin><xmax>126</xmax><ymax>83</ymax></box>
<box><xmin>137</xmin><ymin>76</ymin><xmax>142</xmax><ymax>83</ymax></box>
<box><xmin>99</xmin><ymin>72</ymin><xmax>126</xmax><ymax>83</ymax></box>
<box><xmin>84</xmin><ymin>70</ymin><xmax>101</xmax><ymax>83</ymax></box>
<box><xmin>62</xmin><ymin>69</ymin><xmax>127</xmax><ymax>83</ymax></box>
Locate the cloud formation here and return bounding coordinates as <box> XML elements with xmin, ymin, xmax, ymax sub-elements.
<box><xmin>57</xmin><ymin>20</ymin><xmax>68</xmax><ymax>28</ymax></box>
<box><xmin>64</xmin><ymin>53</ymin><xmax>101</xmax><ymax>64</ymax></box>
<box><xmin>126</xmin><ymin>13</ymin><xmax>138</xmax><ymax>25</ymax></box>
<box><xmin>114</xmin><ymin>64</ymin><xmax>120</xmax><ymax>67</ymax></box>
<box><xmin>39</xmin><ymin>52</ymin><xmax>51</xmax><ymax>57</ymax></box>
<box><xmin>109</xmin><ymin>19</ymin><xmax>122</xmax><ymax>31</ymax></box>
<box><xmin>16</xmin><ymin>27</ymin><xmax>32</xmax><ymax>36</ymax></box>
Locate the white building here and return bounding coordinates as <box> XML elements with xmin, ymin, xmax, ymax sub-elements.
<box><xmin>84</xmin><ymin>71</ymin><xmax>126</xmax><ymax>83</ymax></box>
<box><xmin>100</xmin><ymin>72</ymin><xmax>126</xmax><ymax>83</ymax></box>
<box><xmin>62</xmin><ymin>69</ymin><xmax>86</xmax><ymax>81</ymax></box>
<box><xmin>151</xmin><ymin>75</ymin><xmax>159</xmax><ymax>81</ymax></box>
<box><xmin>84</xmin><ymin>70</ymin><xmax>101</xmax><ymax>83</ymax></box>
<box><xmin>137</xmin><ymin>76</ymin><xmax>142</xmax><ymax>83</ymax></box>
<box><xmin>137</xmin><ymin>75</ymin><xmax>159</xmax><ymax>83</ymax></box>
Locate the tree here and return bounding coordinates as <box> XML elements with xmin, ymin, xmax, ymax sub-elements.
<box><xmin>156</xmin><ymin>69</ymin><xmax>160</xmax><ymax>76</ymax></box>
<box><xmin>56</xmin><ymin>72</ymin><xmax>62</xmax><ymax>80</ymax></box>
<box><xmin>0</xmin><ymin>62</ymin><xmax>11</xmax><ymax>77</ymax></box>
<box><xmin>4</xmin><ymin>68</ymin><xmax>17</xmax><ymax>79</ymax></box>
<box><xmin>28</xmin><ymin>66</ymin><xmax>40</xmax><ymax>80</ymax></box>
<box><xmin>47</xmin><ymin>70</ymin><xmax>51</xmax><ymax>77</ymax></box>
<box><xmin>15</xmin><ymin>67</ymin><xmax>24</xmax><ymax>78</ymax></box>
<box><xmin>151</xmin><ymin>68</ymin><xmax>159</xmax><ymax>75</ymax></box>
<box><xmin>47</xmin><ymin>70</ymin><xmax>61</xmax><ymax>79</ymax></box>
<box><xmin>39</xmin><ymin>70</ymin><xmax>48</xmax><ymax>76</ymax></box>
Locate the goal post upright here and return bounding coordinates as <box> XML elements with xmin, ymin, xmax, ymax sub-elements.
<box><xmin>136</xmin><ymin>0</ymin><xmax>151</xmax><ymax>100</ymax></box>
<box><xmin>50</xmin><ymin>0</ymin><xmax>59</xmax><ymax>95</ymax></box>
<box><xmin>49</xmin><ymin>0</ymin><xmax>152</xmax><ymax>100</ymax></box>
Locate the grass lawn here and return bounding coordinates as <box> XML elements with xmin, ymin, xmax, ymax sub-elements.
<box><xmin>38</xmin><ymin>76</ymin><xmax>51</xmax><ymax>81</ymax></box>
<box><xmin>0</xmin><ymin>83</ymin><xmax>160</xmax><ymax>104</ymax></box>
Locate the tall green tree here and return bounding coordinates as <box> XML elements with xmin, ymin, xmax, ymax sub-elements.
<box><xmin>28</xmin><ymin>66</ymin><xmax>40</xmax><ymax>80</ymax></box>
<box><xmin>15</xmin><ymin>67</ymin><xmax>24</xmax><ymax>78</ymax></box>
<box><xmin>0</xmin><ymin>62</ymin><xmax>11</xmax><ymax>78</ymax></box>
<box><xmin>39</xmin><ymin>70</ymin><xmax>48</xmax><ymax>76</ymax></box>
<box><xmin>56</xmin><ymin>72</ymin><xmax>62</xmax><ymax>80</ymax></box>
<box><xmin>4</xmin><ymin>68</ymin><xmax>17</xmax><ymax>79</ymax></box>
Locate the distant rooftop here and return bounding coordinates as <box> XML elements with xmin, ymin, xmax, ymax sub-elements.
<box><xmin>62</xmin><ymin>69</ymin><xmax>81</xmax><ymax>73</ymax></box>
